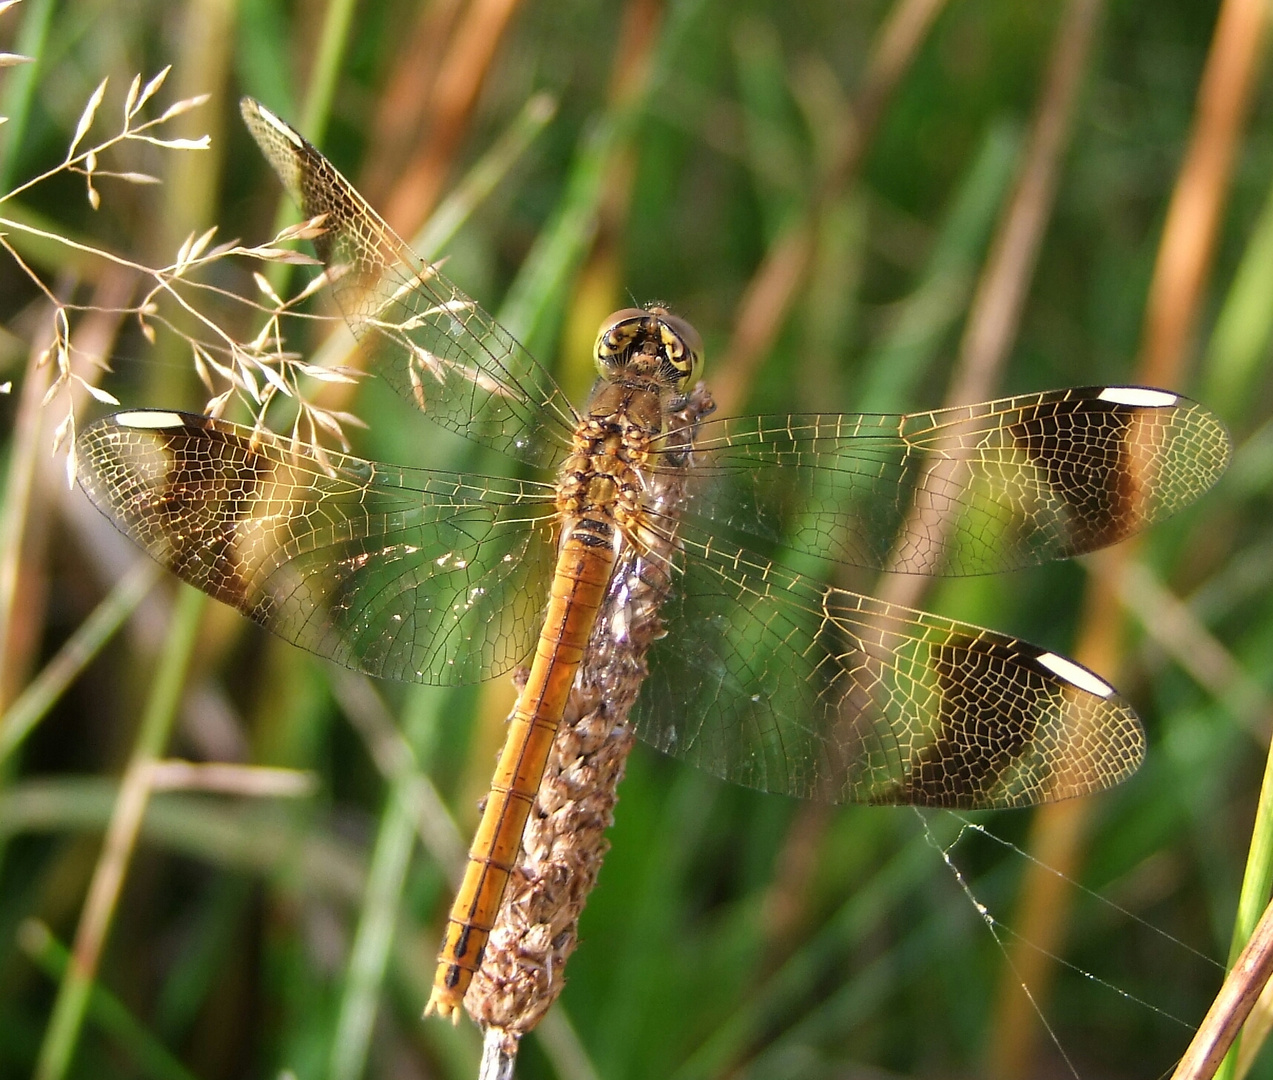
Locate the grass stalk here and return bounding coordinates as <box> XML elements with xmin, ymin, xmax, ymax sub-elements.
<box><xmin>259</xmin><ymin>0</ymin><xmax>358</xmax><ymax>299</ymax></box>
<box><xmin>942</xmin><ymin>0</ymin><xmax>1102</xmax><ymax>409</ymax></box>
<box><xmin>496</xmin><ymin>116</ymin><xmax>624</xmax><ymax>356</ymax></box>
<box><xmin>0</xmin><ymin>561</ymin><xmax>159</xmax><ymax>766</ymax></box>
<box><xmin>34</xmin><ymin>584</ymin><xmax>205</xmax><ymax>1080</ymax></box>
<box><xmin>1202</xmin><ymin>166</ymin><xmax>1273</xmax><ymax>428</ymax></box>
<box><xmin>0</xmin><ymin>776</ymin><xmax>365</xmax><ymax>898</ymax></box>
<box><xmin>19</xmin><ymin>919</ymin><xmax>199</xmax><ymax>1080</ymax></box>
<box><xmin>159</xmin><ymin>0</ymin><xmax>236</xmax><ymax>256</ymax></box>
<box><xmin>329</xmin><ymin>685</ymin><xmax>451</xmax><ymax>1080</ymax></box>
<box><xmin>0</xmin><ymin>0</ymin><xmax>54</xmax><ymax>188</ymax></box>
<box><xmin>852</xmin><ymin>119</ymin><xmax>1020</xmax><ymax>413</ymax></box>
<box><xmin>671</xmin><ymin>815</ymin><xmax>963</xmax><ymax>1080</ymax></box>
<box><xmin>711</xmin><ymin>0</ymin><xmax>950</xmax><ymax>414</ymax></box>
<box><xmin>1137</xmin><ymin>0</ymin><xmax>1269</xmax><ymax>383</ymax></box>
<box><xmin>413</xmin><ymin>92</ymin><xmax>559</xmax><ymax>260</ymax></box>
<box><xmin>381</xmin><ymin>0</ymin><xmax>527</xmax><ymax>236</ymax></box>
<box><xmin>1216</xmin><ymin>741</ymin><xmax>1273</xmax><ymax>1077</ymax></box>
<box><xmin>1174</xmin><ymin>896</ymin><xmax>1273</xmax><ymax>1080</ymax></box>
<box><xmin>0</xmin><ymin>314</ymin><xmax>55</xmax><ymax>709</ymax></box>
<box><xmin>329</xmin><ymin>782</ymin><xmax>420</xmax><ymax>1080</ymax></box>
<box><xmin>497</xmin><ymin>0</ymin><xmax>707</xmax><ymax>359</ymax></box>
<box><xmin>298</xmin><ymin>0</ymin><xmax>359</xmax><ymax>146</ymax></box>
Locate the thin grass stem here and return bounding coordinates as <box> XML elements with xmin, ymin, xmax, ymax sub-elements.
<box><xmin>0</xmin><ymin>311</ymin><xmax>55</xmax><ymax>708</ymax></box>
<box><xmin>19</xmin><ymin>919</ymin><xmax>199</xmax><ymax>1080</ymax></box>
<box><xmin>1174</xmin><ymin>897</ymin><xmax>1273</xmax><ymax>1080</ymax></box>
<box><xmin>1138</xmin><ymin>0</ymin><xmax>1269</xmax><ymax>384</ymax></box>
<box><xmin>1216</xmin><ymin>742</ymin><xmax>1273</xmax><ymax>1078</ymax></box>
<box><xmin>298</xmin><ymin>0</ymin><xmax>358</xmax><ymax>146</ymax></box>
<box><xmin>329</xmin><ymin>682</ymin><xmax>453</xmax><ymax>1080</ymax></box>
<box><xmin>0</xmin><ymin>0</ymin><xmax>53</xmax><ymax>188</ymax></box>
<box><xmin>34</xmin><ymin>584</ymin><xmax>205</xmax><ymax>1080</ymax></box>
<box><xmin>0</xmin><ymin>561</ymin><xmax>159</xmax><ymax>765</ymax></box>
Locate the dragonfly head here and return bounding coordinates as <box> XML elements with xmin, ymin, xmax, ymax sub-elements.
<box><xmin>594</xmin><ymin>307</ymin><xmax>703</xmax><ymax>393</ymax></box>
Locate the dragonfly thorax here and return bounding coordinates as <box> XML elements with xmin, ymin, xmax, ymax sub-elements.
<box><xmin>558</xmin><ymin>401</ymin><xmax>656</xmax><ymax>544</ymax></box>
<box><xmin>593</xmin><ymin>307</ymin><xmax>703</xmax><ymax>393</ymax></box>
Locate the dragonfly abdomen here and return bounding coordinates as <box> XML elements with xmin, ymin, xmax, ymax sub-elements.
<box><xmin>426</xmin><ymin>393</ymin><xmax>670</xmax><ymax>1019</ymax></box>
<box><xmin>426</xmin><ymin>515</ymin><xmax>620</xmax><ymax>1019</ymax></box>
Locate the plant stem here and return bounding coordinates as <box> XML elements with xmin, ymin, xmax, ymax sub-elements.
<box><xmin>34</xmin><ymin>584</ymin><xmax>205</xmax><ymax>1080</ymax></box>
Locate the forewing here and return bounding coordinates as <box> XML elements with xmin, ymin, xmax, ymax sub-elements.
<box><xmin>77</xmin><ymin>411</ymin><xmax>559</xmax><ymax>684</ymax></box>
<box><xmin>671</xmin><ymin>386</ymin><xmax>1230</xmax><ymax>575</ymax></box>
<box><xmin>631</xmin><ymin>524</ymin><xmax>1144</xmax><ymax>807</ymax></box>
<box><xmin>240</xmin><ymin>98</ymin><xmax>577</xmax><ymax>468</ymax></box>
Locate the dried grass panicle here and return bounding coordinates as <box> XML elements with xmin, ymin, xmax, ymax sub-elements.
<box><xmin>465</xmin><ymin>385</ymin><xmax>715</xmax><ymax>1040</ymax></box>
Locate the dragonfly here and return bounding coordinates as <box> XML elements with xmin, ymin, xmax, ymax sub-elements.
<box><xmin>76</xmin><ymin>98</ymin><xmax>1231</xmax><ymax>1021</ymax></box>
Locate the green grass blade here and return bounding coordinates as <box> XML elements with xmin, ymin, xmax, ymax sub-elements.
<box><xmin>0</xmin><ymin>562</ymin><xmax>158</xmax><ymax>767</ymax></box>
<box><xmin>33</xmin><ymin>584</ymin><xmax>205</xmax><ymax>1080</ymax></box>
<box><xmin>19</xmin><ymin>919</ymin><xmax>199</xmax><ymax>1080</ymax></box>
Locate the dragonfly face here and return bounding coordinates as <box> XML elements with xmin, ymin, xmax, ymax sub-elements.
<box><xmin>593</xmin><ymin>306</ymin><xmax>704</xmax><ymax>393</ymax></box>
<box><xmin>75</xmin><ymin>98</ymin><xmax>1232</xmax><ymax>1022</ymax></box>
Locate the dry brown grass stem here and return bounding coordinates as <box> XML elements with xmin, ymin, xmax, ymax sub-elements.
<box><xmin>1139</xmin><ymin>0</ymin><xmax>1269</xmax><ymax>385</ymax></box>
<box><xmin>710</xmin><ymin>0</ymin><xmax>948</xmax><ymax>416</ymax></box>
<box><xmin>880</xmin><ymin>0</ymin><xmax>1101</xmax><ymax>613</ymax></box>
<box><xmin>145</xmin><ymin>760</ymin><xmax>318</xmax><ymax>797</ymax></box>
<box><xmin>1172</xmin><ymin>897</ymin><xmax>1273</xmax><ymax>1080</ymax></box>
<box><xmin>360</xmin><ymin>0</ymin><xmax>465</xmax><ymax>206</ymax></box>
<box><xmin>382</xmin><ymin>0</ymin><xmax>525</xmax><ymax>237</ymax></box>
<box><xmin>988</xmin><ymin>0</ymin><xmax>1266</xmax><ymax>1072</ymax></box>
<box><xmin>0</xmin><ymin>313</ymin><xmax>56</xmax><ymax>710</ymax></box>
<box><xmin>0</xmin><ymin>270</ymin><xmax>132</xmax><ymax>708</ymax></box>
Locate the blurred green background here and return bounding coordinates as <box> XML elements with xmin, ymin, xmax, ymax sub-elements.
<box><xmin>0</xmin><ymin>0</ymin><xmax>1269</xmax><ymax>1077</ymax></box>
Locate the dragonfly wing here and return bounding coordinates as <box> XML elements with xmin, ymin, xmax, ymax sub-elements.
<box><xmin>241</xmin><ymin>98</ymin><xmax>578</xmax><ymax>468</ymax></box>
<box><xmin>631</xmin><ymin>524</ymin><xmax>1144</xmax><ymax>807</ymax></box>
<box><xmin>672</xmin><ymin>386</ymin><xmax>1230</xmax><ymax>575</ymax></box>
<box><xmin>77</xmin><ymin>411</ymin><xmax>559</xmax><ymax>685</ymax></box>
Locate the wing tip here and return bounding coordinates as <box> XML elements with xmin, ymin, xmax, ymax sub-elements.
<box><xmin>240</xmin><ymin>97</ymin><xmax>304</xmax><ymax>148</ymax></box>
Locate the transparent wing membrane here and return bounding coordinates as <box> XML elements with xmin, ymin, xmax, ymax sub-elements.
<box><xmin>632</xmin><ymin>524</ymin><xmax>1144</xmax><ymax>808</ymax></box>
<box><xmin>240</xmin><ymin>98</ymin><xmax>578</xmax><ymax>468</ymax></box>
<box><xmin>668</xmin><ymin>387</ymin><xmax>1231</xmax><ymax>576</ymax></box>
<box><xmin>77</xmin><ymin>411</ymin><xmax>559</xmax><ymax>684</ymax></box>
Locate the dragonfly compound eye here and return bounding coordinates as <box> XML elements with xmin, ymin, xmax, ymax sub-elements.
<box><xmin>594</xmin><ymin>308</ymin><xmax>651</xmax><ymax>376</ymax></box>
<box><xmin>655</xmin><ymin>311</ymin><xmax>704</xmax><ymax>390</ymax></box>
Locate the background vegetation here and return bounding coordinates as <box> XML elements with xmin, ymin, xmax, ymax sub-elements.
<box><xmin>0</xmin><ymin>0</ymin><xmax>1268</xmax><ymax>1077</ymax></box>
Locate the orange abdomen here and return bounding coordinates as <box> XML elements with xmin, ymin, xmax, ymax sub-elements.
<box><xmin>425</xmin><ymin>528</ymin><xmax>617</xmax><ymax>1020</ymax></box>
